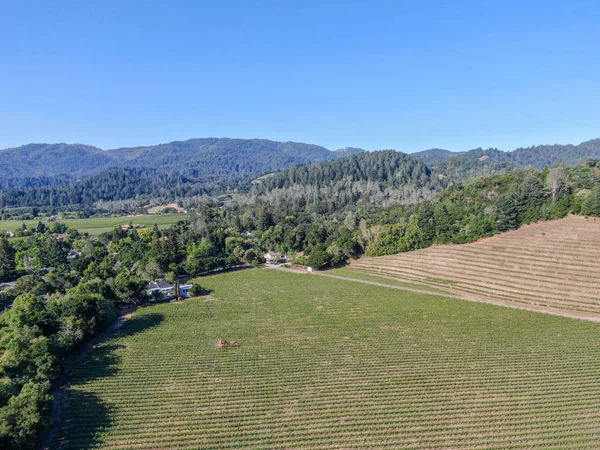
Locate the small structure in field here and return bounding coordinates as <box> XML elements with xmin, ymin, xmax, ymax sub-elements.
<box><xmin>178</xmin><ymin>284</ymin><xmax>193</xmax><ymax>297</ymax></box>
<box><xmin>217</xmin><ymin>339</ymin><xmax>240</xmax><ymax>348</ymax></box>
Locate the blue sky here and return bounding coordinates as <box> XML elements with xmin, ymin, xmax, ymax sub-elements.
<box><xmin>1</xmin><ymin>1</ymin><xmax>599</xmax><ymax>152</ymax></box>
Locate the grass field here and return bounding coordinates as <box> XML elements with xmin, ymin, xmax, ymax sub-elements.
<box><xmin>350</xmin><ymin>215</ymin><xmax>600</xmax><ymax>316</ymax></box>
<box><xmin>0</xmin><ymin>214</ymin><xmax>190</xmax><ymax>235</ymax></box>
<box><xmin>54</xmin><ymin>269</ymin><xmax>600</xmax><ymax>449</ymax></box>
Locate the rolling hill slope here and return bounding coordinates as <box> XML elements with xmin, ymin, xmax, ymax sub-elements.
<box><xmin>349</xmin><ymin>215</ymin><xmax>600</xmax><ymax>317</ymax></box>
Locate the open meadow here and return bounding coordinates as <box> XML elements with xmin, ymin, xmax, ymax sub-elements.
<box><xmin>53</xmin><ymin>269</ymin><xmax>600</xmax><ymax>449</ymax></box>
<box><xmin>0</xmin><ymin>213</ymin><xmax>190</xmax><ymax>235</ymax></box>
<box><xmin>350</xmin><ymin>215</ymin><xmax>600</xmax><ymax>317</ymax></box>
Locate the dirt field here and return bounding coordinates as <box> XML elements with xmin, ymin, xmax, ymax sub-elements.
<box><xmin>350</xmin><ymin>215</ymin><xmax>600</xmax><ymax>317</ymax></box>
<box><xmin>145</xmin><ymin>203</ymin><xmax>188</xmax><ymax>213</ymax></box>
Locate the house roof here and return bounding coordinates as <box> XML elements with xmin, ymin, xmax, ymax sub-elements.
<box><xmin>147</xmin><ymin>280</ymin><xmax>173</xmax><ymax>290</ymax></box>
<box><xmin>265</xmin><ymin>252</ymin><xmax>282</xmax><ymax>257</ymax></box>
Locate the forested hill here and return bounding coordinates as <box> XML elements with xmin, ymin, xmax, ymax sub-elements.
<box><xmin>254</xmin><ymin>150</ymin><xmax>433</xmax><ymax>191</ymax></box>
<box><xmin>0</xmin><ymin>138</ymin><xmax>364</xmax><ymax>189</ymax></box>
<box><xmin>412</xmin><ymin>139</ymin><xmax>600</xmax><ymax>180</ymax></box>
<box><xmin>0</xmin><ymin>144</ymin><xmax>113</xmax><ymax>182</ymax></box>
<box><xmin>225</xmin><ymin>151</ymin><xmax>443</xmax><ymax>220</ymax></box>
<box><xmin>1</xmin><ymin>151</ymin><xmax>439</xmax><ymax>211</ymax></box>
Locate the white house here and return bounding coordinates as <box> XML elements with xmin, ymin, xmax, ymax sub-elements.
<box><xmin>146</xmin><ymin>280</ymin><xmax>175</xmax><ymax>298</ymax></box>
<box><xmin>146</xmin><ymin>281</ymin><xmax>194</xmax><ymax>299</ymax></box>
<box><xmin>179</xmin><ymin>284</ymin><xmax>193</xmax><ymax>297</ymax></box>
<box><xmin>264</xmin><ymin>251</ymin><xmax>283</xmax><ymax>264</ymax></box>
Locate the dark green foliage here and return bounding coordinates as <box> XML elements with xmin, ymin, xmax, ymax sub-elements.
<box><xmin>0</xmin><ymin>382</ymin><xmax>52</xmax><ymax>450</ymax></box>
<box><xmin>366</xmin><ymin>220</ymin><xmax>425</xmax><ymax>256</ymax></box>
<box><xmin>0</xmin><ymin>238</ymin><xmax>16</xmax><ymax>281</ymax></box>
<box><xmin>114</xmin><ymin>270</ymin><xmax>148</xmax><ymax>305</ymax></box>
<box><xmin>0</xmin><ymin>284</ymin><xmax>119</xmax><ymax>448</ymax></box>
<box><xmin>189</xmin><ymin>284</ymin><xmax>203</xmax><ymax>296</ymax></box>
<box><xmin>413</xmin><ymin>139</ymin><xmax>600</xmax><ymax>179</ymax></box>
<box><xmin>362</xmin><ymin>165</ymin><xmax>600</xmax><ymax>256</ymax></box>
<box><xmin>248</xmin><ymin>151</ymin><xmax>440</xmax><ymax>219</ymax></box>
<box><xmin>0</xmin><ymin>138</ymin><xmax>363</xmax><ymax>207</ymax></box>
<box><xmin>306</xmin><ymin>246</ymin><xmax>332</xmax><ymax>270</ymax></box>
<box><xmin>495</xmin><ymin>194</ymin><xmax>519</xmax><ymax>231</ymax></box>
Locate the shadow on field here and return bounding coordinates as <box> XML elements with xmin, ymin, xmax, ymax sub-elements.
<box><xmin>73</xmin><ymin>344</ymin><xmax>123</xmax><ymax>383</ymax></box>
<box><xmin>74</xmin><ymin>313</ymin><xmax>165</xmax><ymax>384</ymax></box>
<box><xmin>52</xmin><ymin>313</ymin><xmax>165</xmax><ymax>449</ymax></box>
<box><xmin>114</xmin><ymin>312</ymin><xmax>164</xmax><ymax>338</ymax></box>
<box><xmin>54</xmin><ymin>391</ymin><xmax>111</xmax><ymax>450</ymax></box>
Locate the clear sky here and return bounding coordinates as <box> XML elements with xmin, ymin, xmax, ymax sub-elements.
<box><xmin>1</xmin><ymin>1</ymin><xmax>599</xmax><ymax>153</ymax></box>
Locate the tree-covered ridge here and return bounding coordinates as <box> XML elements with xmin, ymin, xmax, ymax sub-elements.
<box><xmin>0</xmin><ymin>151</ymin><xmax>439</xmax><ymax>211</ymax></box>
<box><xmin>363</xmin><ymin>162</ymin><xmax>600</xmax><ymax>256</ymax></box>
<box><xmin>254</xmin><ymin>150</ymin><xmax>433</xmax><ymax>191</ymax></box>
<box><xmin>412</xmin><ymin>139</ymin><xmax>600</xmax><ymax>181</ymax></box>
<box><xmin>0</xmin><ymin>143</ymin><xmax>112</xmax><ymax>182</ymax></box>
<box><xmin>0</xmin><ymin>138</ymin><xmax>364</xmax><ymax>190</ymax></box>
<box><xmin>4</xmin><ymin>136</ymin><xmax>600</xmax><ymax>207</ymax></box>
<box><xmin>1</xmin><ymin>168</ymin><xmax>222</xmax><ymax>209</ymax></box>
<box><xmin>221</xmin><ymin>151</ymin><xmax>443</xmax><ymax>224</ymax></box>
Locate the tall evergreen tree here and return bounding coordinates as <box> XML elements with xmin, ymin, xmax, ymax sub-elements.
<box><xmin>0</xmin><ymin>237</ymin><xmax>16</xmax><ymax>281</ymax></box>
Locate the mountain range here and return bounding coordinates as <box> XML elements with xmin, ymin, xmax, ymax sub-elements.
<box><xmin>2</xmin><ymin>137</ymin><xmax>600</xmax><ymax>210</ymax></box>
<box><xmin>412</xmin><ymin>139</ymin><xmax>600</xmax><ymax>170</ymax></box>
<box><xmin>0</xmin><ymin>138</ymin><xmax>364</xmax><ymax>188</ymax></box>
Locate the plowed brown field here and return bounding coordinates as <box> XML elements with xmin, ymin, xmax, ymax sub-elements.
<box><xmin>350</xmin><ymin>215</ymin><xmax>600</xmax><ymax>316</ymax></box>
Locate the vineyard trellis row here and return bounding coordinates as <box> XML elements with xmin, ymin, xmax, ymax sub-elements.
<box><xmin>350</xmin><ymin>215</ymin><xmax>600</xmax><ymax>315</ymax></box>
<box><xmin>54</xmin><ymin>269</ymin><xmax>600</xmax><ymax>449</ymax></box>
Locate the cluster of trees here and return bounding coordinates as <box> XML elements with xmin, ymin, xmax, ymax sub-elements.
<box><xmin>1</xmin><ymin>168</ymin><xmax>230</xmax><ymax>209</ymax></box>
<box><xmin>0</xmin><ymin>228</ymin><xmax>121</xmax><ymax>447</ymax></box>
<box><xmin>0</xmin><ymin>215</ymin><xmax>259</xmax><ymax>447</ymax></box>
<box><xmin>209</xmin><ymin>161</ymin><xmax>600</xmax><ymax>264</ymax></box>
<box><xmin>364</xmin><ymin>163</ymin><xmax>600</xmax><ymax>256</ymax></box>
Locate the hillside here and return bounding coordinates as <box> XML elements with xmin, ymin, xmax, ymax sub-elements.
<box><xmin>412</xmin><ymin>139</ymin><xmax>600</xmax><ymax>180</ymax></box>
<box><xmin>0</xmin><ymin>144</ymin><xmax>113</xmax><ymax>186</ymax></box>
<box><xmin>2</xmin><ymin>150</ymin><xmax>439</xmax><ymax>211</ymax></box>
<box><xmin>240</xmin><ymin>150</ymin><xmax>441</xmax><ymax>216</ymax></box>
<box><xmin>349</xmin><ymin>215</ymin><xmax>600</xmax><ymax>318</ymax></box>
<box><xmin>0</xmin><ymin>138</ymin><xmax>363</xmax><ymax>189</ymax></box>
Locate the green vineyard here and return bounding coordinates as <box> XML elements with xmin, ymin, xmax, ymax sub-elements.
<box><xmin>54</xmin><ymin>269</ymin><xmax>600</xmax><ymax>449</ymax></box>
